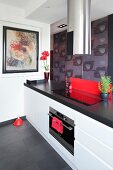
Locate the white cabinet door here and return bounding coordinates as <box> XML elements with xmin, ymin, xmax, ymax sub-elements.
<box><xmin>24</xmin><ymin>87</ymin><xmax>37</xmax><ymax>124</ymax></box>
<box><xmin>74</xmin><ymin>112</ymin><xmax>113</xmax><ymax>170</ymax></box>
<box><xmin>74</xmin><ymin>142</ymin><xmax>112</xmax><ymax>170</ymax></box>
<box><xmin>24</xmin><ymin>87</ymin><xmax>49</xmax><ymax>137</ymax></box>
<box><xmin>35</xmin><ymin>92</ymin><xmax>49</xmax><ymax>136</ymax></box>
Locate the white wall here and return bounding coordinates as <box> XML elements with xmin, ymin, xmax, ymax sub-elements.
<box><xmin>0</xmin><ymin>4</ymin><xmax>50</xmax><ymax>122</ymax></box>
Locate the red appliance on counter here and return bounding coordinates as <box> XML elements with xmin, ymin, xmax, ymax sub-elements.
<box><xmin>69</xmin><ymin>90</ymin><xmax>102</xmax><ymax>105</ymax></box>
<box><xmin>70</xmin><ymin>78</ymin><xmax>100</xmax><ymax>95</ymax></box>
<box><xmin>70</xmin><ymin>77</ymin><xmax>112</xmax><ymax>100</ymax></box>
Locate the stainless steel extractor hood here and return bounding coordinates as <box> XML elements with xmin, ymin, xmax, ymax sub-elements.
<box><xmin>67</xmin><ymin>0</ymin><xmax>91</xmax><ymax>54</ymax></box>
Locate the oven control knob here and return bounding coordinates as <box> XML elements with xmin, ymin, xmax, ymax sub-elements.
<box><xmin>63</xmin><ymin>117</ymin><xmax>67</xmax><ymax>121</ymax></box>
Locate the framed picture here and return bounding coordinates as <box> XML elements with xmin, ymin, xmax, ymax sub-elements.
<box><xmin>3</xmin><ymin>26</ymin><xmax>39</xmax><ymax>73</ymax></box>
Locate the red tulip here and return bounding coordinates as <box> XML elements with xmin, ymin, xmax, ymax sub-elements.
<box><xmin>41</xmin><ymin>51</ymin><xmax>49</xmax><ymax>57</ymax></box>
<box><xmin>40</xmin><ymin>55</ymin><xmax>47</xmax><ymax>60</ymax></box>
<box><xmin>40</xmin><ymin>51</ymin><xmax>49</xmax><ymax>71</ymax></box>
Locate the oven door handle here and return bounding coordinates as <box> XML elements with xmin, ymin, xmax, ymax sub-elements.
<box><xmin>48</xmin><ymin>113</ymin><xmax>73</xmax><ymax>131</ymax></box>
<box><xmin>62</xmin><ymin>123</ymin><xmax>73</xmax><ymax>131</ymax></box>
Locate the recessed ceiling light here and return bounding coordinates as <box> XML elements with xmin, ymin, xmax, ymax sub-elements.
<box><xmin>58</xmin><ymin>24</ymin><xmax>67</xmax><ymax>28</ymax></box>
<box><xmin>62</xmin><ymin>24</ymin><xmax>66</xmax><ymax>27</ymax></box>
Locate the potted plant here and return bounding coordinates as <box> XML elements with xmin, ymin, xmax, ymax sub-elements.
<box><xmin>98</xmin><ymin>75</ymin><xmax>113</xmax><ymax>100</ymax></box>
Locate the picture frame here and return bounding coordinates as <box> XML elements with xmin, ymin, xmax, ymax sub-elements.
<box><xmin>3</xmin><ymin>26</ymin><xmax>39</xmax><ymax>73</ymax></box>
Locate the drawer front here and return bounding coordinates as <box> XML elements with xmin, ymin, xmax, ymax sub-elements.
<box><xmin>75</xmin><ymin>127</ymin><xmax>113</xmax><ymax>168</ymax></box>
<box><xmin>74</xmin><ymin>142</ymin><xmax>112</xmax><ymax>170</ymax></box>
<box><xmin>75</xmin><ymin>111</ymin><xmax>113</xmax><ymax>149</ymax></box>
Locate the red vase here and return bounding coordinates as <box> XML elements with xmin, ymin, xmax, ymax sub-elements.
<box><xmin>44</xmin><ymin>72</ymin><xmax>49</xmax><ymax>81</ymax></box>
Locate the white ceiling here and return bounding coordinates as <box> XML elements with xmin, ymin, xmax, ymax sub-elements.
<box><xmin>91</xmin><ymin>0</ymin><xmax>113</xmax><ymax>21</ymax></box>
<box><xmin>27</xmin><ymin>0</ymin><xmax>67</xmax><ymax>24</ymax></box>
<box><xmin>0</xmin><ymin>0</ymin><xmax>113</xmax><ymax>33</ymax></box>
<box><xmin>0</xmin><ymin>0</ymin><xmax>113</xmax><ymax>22</ymax></box>
<box><xmin>0</xmin><ymin>0</ymin><xmax>31</xmax><ymax>8</ymax></box>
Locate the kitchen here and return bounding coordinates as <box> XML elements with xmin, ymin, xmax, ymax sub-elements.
<box><xmin>0</xmin><ymin>0</ymin><xmax>113</xmax><ymax>170</ymax></box>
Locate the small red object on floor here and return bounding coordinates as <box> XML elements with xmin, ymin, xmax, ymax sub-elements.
<box><xmin>13</xmin><ymin>117</ymin><xmax>23</xmax><ymax>127</ymax></box>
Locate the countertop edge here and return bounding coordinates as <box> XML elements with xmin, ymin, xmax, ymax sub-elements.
<box><xmin>24</xmin><ymin>83</ymin><xmax>113</xmax><ymax>129</ymax></box>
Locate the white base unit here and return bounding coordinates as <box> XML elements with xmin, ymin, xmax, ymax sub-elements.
<box><xmin>24</xmin><ymin>87</ymin><xmax>76</xmax><ymax>169</ymax></box>
<box><xmin>74</xmin><ymin>112</ymin><xmax>113</xmax><ymax>170</ymax></box>
<box><xmin>24</xmin><ymin>87</ymin><xmax>49</xmax><ymax>136</ymax></box>
<box><xmin>24</xmin><ymin>86</ymin><xmax>113</xmax><ymax>170</ymax></box>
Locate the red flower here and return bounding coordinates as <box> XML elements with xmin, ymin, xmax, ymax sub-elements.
<box><xmin>40</xmin><ymin>55</ymin><xmax>47</xmax><ymax>60</ymax></box>
<box><xmin>41</xmin><ymin>51</ymin><xmax>49</xmax><ymax>57</ymax></box>
<box><xmin>40</xmin><ymin>50</ymin><xmax>49</xmax><ymax>71</ymax></box>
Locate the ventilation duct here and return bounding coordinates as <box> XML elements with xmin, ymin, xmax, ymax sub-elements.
<box><xmin>67</xmin><ymin>0</ymin><xmax>91</xmax><ymax>54</ymax></box>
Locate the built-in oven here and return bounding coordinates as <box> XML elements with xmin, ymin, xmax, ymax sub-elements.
<box><xmin>48</xmin><ymin>107</ymin><xmax>75</xmax><ymax>155</ymax></box>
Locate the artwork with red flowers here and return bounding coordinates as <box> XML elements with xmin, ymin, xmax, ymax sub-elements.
<box><xmin>3</xmin><ymin>26</ymin><xmax>39</xmax><ymax>73</ymax></box>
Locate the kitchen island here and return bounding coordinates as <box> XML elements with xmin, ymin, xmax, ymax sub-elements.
<box><xmin>24</xmin><ymin>80</ymin><xmax>113</xmax><ymax>170</ymax></box>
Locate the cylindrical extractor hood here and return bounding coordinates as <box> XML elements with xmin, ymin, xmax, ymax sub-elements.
<box><xmin>67</xmin><ymin>0</ymin><xmax>91</xmax><ymax>54</ymax></box>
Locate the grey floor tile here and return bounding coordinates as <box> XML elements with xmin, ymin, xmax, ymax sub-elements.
<box><xmin>61</xmin><ymin>166</ymin><xmax>73</xmax><ymax>170</ymax></box>
<box><xmin>0</xmin><ymin>155</ymin><xmax>19</xmax><ymax>170</ymax></box>
<box><xmin>16</xmin><ymin>153</ymin><xmax>36</xmax><ymax>170</ymax></box>
<box><xmin>37</xmin><ymin>149</ymin><xmax>70</xmax><ymax>170</ymax></box>
<box><xmin>0</xmin><ymin>126</ymin><xmax>20</xmax><ymax>147</ymax></box>
<box><xmin>22</xmin><ymin>163</ymin><xmax>41</xmax><ymax>170</ymax></box>
<box><xmin>0</xmin><ymin>120</ymin><xmax>72</xmax><ymax>170</ymax></box>
<box><xmin>0</xmin><ymin>140</ymin><xmax>28</xmax><ymax>160</ymax></box>
<box><xmin>28</xmin><ymin>141</ymin><xmax>53</xmax><ymax>162</ymax></box>
<box><xmin>23</xmin><ymin>133</ymin><xmax>44</xmax><ymax>151</ymax></box>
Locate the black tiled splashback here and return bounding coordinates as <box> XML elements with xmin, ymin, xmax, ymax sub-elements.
<box><xmin>53</xmin><ymin>17</ymin><xmax>108</xmax><ymax>82</ymax></box>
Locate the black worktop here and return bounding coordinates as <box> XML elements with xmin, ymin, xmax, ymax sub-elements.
<box><xmin>24</xmin><ymin>80</ymin><xmax>113</xmax><ymax>129</ymax></box>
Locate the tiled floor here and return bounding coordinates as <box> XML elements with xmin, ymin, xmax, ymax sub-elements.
<box><xmin>0</xmin><ymin>120</ymin><xmax>72</xmax><ymax>170</ymax></box>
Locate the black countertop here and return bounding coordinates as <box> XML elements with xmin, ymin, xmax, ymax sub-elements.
<box><xmin>24</xmin><ymin>80</ymin><xmax>113</xmax><ymax>129</ymax></box>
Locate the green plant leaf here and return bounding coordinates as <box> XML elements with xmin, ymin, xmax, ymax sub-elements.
<box><xmin>98</xmin><ymin>76</ymin><xmax>112</xmax><ymax>93</ymax></box>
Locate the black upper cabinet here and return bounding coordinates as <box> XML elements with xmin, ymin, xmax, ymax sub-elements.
<box><xmin>108</xmin><ymin>14</ymin><xmax>113</xmax><ymax>82</ymax></box>
<box><xmin>67</xmin><ymin>31</ymin><xmax>73</xmax><ymax>55</ymax></box>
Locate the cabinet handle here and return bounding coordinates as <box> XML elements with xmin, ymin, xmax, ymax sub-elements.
<box><xmin>48</xmin><ymin>113</ymin><xmax>73</xmax><ymax>131</ymax></box>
